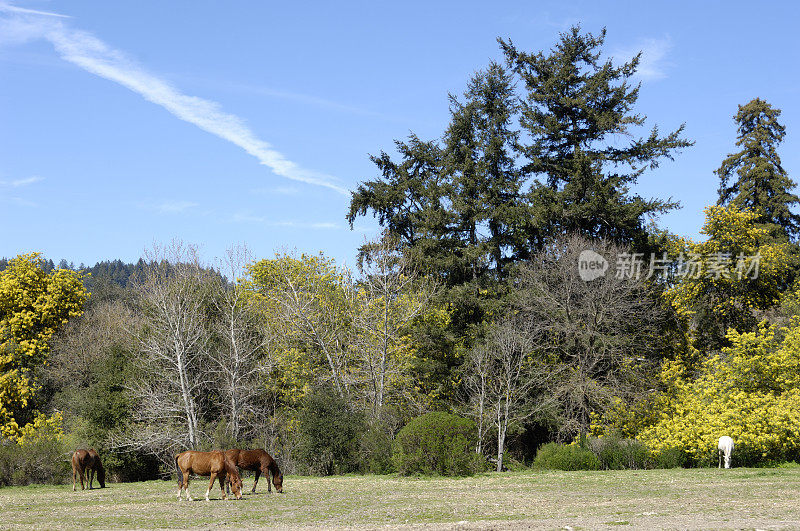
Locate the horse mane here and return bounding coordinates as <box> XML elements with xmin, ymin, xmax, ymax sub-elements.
<box><xmin>96</xmin><ymin>463</ymin><xmax>106</xmax><ymax>486</ymax></box>
<box><xmin>224</xmin><ymin>456</ymin><xmax>240</xmax><ymax>478</ymax></box>
<box><xmin>91</xmin><ymin>448</ymin><xmax>106</xmax><ymax>486</ymax></box>
<box><xmin>267</xmin><ymin>458</ymin><xmax>281</xmax><ymax>478</ymax></box>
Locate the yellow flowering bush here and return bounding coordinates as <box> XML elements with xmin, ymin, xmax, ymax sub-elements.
<box><xmin>0</xmin><ymin>253</ymin><xmax>87</xmax><ymax>438</ymax></box>
<box><xmin>663</xmin><ymin>205</ymin><xmax>791</xmax><ymax>358</ymax></box>
<box><xmin>636</xmin><ymin>320</ymin><xmax>800</xmax><ymax>465</ymax></box>
<box><xmin>14</xmin><ymin>412</ymin><xmax>64</xmax><ymax>446</ymax></box>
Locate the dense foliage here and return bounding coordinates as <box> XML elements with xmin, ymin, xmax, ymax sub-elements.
<box><xmin>295</xmin><ymin>390</ymin><xmax>366</xmax><ymax>475</ymax></box>
<box><xmin>533</xmin><ymin>443</ymin><xmax>602</xmax><ymax>471</ymax></box>
<box><xmin>0</xmin><ymin>254</ymin><xmax>87</xmax><ymax>439</ymax></box>
<box><xmin>638</xmin><ymin>319</ymin><xmax>800</xmax><ymax>466</ymax></box>
<box><xmin>391</xmin><ymin>412</ymin><xmax>481</xmax><ymax>476</ymax></box>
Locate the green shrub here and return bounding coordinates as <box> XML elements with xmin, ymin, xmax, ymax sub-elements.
<box><xmin>533</xmin><ymin>443</ymin><xmax>602</xmax><ymax>471</ymax></box>
<box><xmin>500</xmin><ymin>455</ymin><xmax>528</xmax><ymax>472</ymax></box>
<box><xmin>651</xmin><ymin>447</ymin><xmax>686</xmax><ymax>469</ymax></box>
<box><xmin>0</xmin><ymin>437</ymin><xmax>71</xmax><ymax>486</ymax></box>
<box><xmin>590</xmin><ymin>436</ymin><xmax>651</xmax><ymax>470</ymax></box>
<box><xmin>392</xmin><ymin>412</ymin><xmax>480</xmax><ymax>476</ymax></box>
<box><xmin>296</xmin><ymin>389</ymin><xmax>366</xmax><ymax>475</ymax></box>
<box><xmin>360</xmin><ymin>425</ymin><xmax>394</xmax><ymax>474</ymax></box>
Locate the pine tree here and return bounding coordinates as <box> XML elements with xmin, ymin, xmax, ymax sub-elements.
<box><xmin>499</xmin><ymin>27</ymin><xmax>692</xmax><ymax>250</ymax></box>
<box><xmin>347</xmin><ymin>134</ymin><xmax>449</xmax><ymax>273</ymax></box>
<box><xmin>348</xmin><ymin>64</ymin><xmax>523</xmax><ymax>287</ymax></box>
<box><xmin>716</xmin><ymin>98</ymin><xmax>800</xmax><ymax>243</ymax></box>
<box><xmin>442</xmin><ymin>62</ymin><xmax>525</xmax><ymax>281</ymax></box>
<box><xmin>347</xmin><ymin>65</ymin><xmax>523</xmax><ymax>348</ymax></box>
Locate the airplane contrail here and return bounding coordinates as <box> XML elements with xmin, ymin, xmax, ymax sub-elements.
<box><xmin>0</xmin><ymin>3</ymin><xmax>349</xmax><ymax>196</ymax></box>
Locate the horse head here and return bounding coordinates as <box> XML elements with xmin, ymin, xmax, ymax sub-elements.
<box><xmin>229</xmin><ymin>473</ymin><xmax>243</xmax><ymax>500</ymax></box>
<box><xmin>224</xmin><ymin>457</ymin><xmax>243</xmax><ymax>500</ymax></box>
<box><xmin>97</xmin><ymin>465</ymin><xmax>106</xmax><ymax>488</ymax></box>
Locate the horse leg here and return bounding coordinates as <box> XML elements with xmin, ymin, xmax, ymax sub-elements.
<box><xmin>205</xmin><ymin>473</ymin><xmax>217</xmax><ymax>501</ymax></box>
<box><xmin>718</xmin><ymin>449</ymin><xmax>722</xmax><ymax>469</ymax></box>
<box><xmin>225</xmin><ymin>469</ymin><xmax>233</xmax><ymax>496</ymax></box>
<box><xmin>218</xmin><ymin>473</ymin><xmax>228</xmax><ymax>501</ymax></box>
<box><xmin>177</xmin><ymin>470</ymin><xmax>184</xmax><ymax>501</ymax></box>
<box><xmin>253</xmin><ymin>468</ymin><xmax>261</xmax><ymax>493</ymax></box>
<box><xmin>73</xmin><ymin>467</ymin><xmax>77</xmax><ymax>492</ymax></box>
<box><xmin>88</xmin><ymin>468</ymin><xmax>94</xmax><ymax>489</ymax></box>
<box><xmin>185</xmin><ymin>475</ymin><xmax>193</xmax><ymax>501</ymax></box>
<box><xmin>79</xmin><ymin>467</ymin><xmax>86</xmax><ymax>491</ymax></box>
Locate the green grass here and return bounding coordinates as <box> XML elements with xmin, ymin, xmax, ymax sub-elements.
<box><xmin>2</xmin><ymin>468</ymin><xmax>800</xmax><ymax>529</ymax></box>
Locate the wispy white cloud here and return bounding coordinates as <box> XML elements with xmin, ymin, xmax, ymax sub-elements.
<box><xmin>274</xmin><ymin>221</ymin><xmax>339</xmax><ymax>230</ymax></box>
<box><xmin>0</xmin><ymin>175</ymin><xmax>43</xmax><ymax>187</ymax></box>
<box><xmin>10</xmin><ymin>196</ymin><xmax>37</xmax><ymax>207</ymax></box>
<box><xmin>252</xmin><ymin>185</ymin><xmax>300</xmax><ymax>196</ymax></box>
<box><xmin>139</xmin><ymin>199</ymin><xmax>199</xmax><ymax>214</ymax></box>
<box><xmin>232</xmin><ymin>211</ymin><xmax>339</xmax><ymax>229</ymax></box>
<box><xmin>0</xmin><ymin>4</ymin><xmax>349</xmax><ymax>196</ymax></box>
<box><xmin>0</xmin><ymin>173</ymin><xmax>41</xmax><ymax>206</ymax></box>
<box><xmin>0</xmin><ymin>2</ymin><xmax>70</xmax><ymax>18</ymax></box>
<box><xmin>232</xmin><ymin>212</ymin><xmax>266</xmax><ymax>224</ymax></box>
<box><xmin>213</xmin><ymin>80</ymin><xmax>385</xmax><ymax>119</ymax></box>
<box><xmin>612</xmin><ymin>37</ymin><xmax>673</xmax><ymax>82</ymax></box>
<box><xmin>541</xmin><ymin>13</ymin><xmax>582</xmax><ymax>31</ymax></box>
<box><xmin>0</xmin><ymin>194</ymin><xmax>38</xmax><ymax>207</ymax></box>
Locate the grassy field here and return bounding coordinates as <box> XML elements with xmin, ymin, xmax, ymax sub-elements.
<box><xmin>1</xmin><ymin>468</ymin><xmax>799</xmax><ymax>529</ymax></box>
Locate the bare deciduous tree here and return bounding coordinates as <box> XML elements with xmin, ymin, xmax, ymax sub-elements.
<box><xmin>515</xmin><ymin>234</ymin><xmax>667</xmax><ymax>440</ymax></box>
<box><xmin>212</xmin><ymin>244</ymin><xmax>274</xmax><ymax>442</ymax></box>
<box><xmin>124</xmin><ymin>241</ymin><xmax>216</xmax><ymax>455</ymax></box>
<box><xmin>46</xmin><ymin>299</ymin><xmax>136</xmax><ymax>390</ymax></box>
<box><xmin>482</xmin><ymin>319</ymin><xmax>554</xmax><ymax>472</ymax></box>
<box><xmin>462</xmin><ymin>344</ymin><xmax>491</xmax><ymax>455</ymax></box>
<box><xmin>353</xmin><ymin>234</ymin><xmax>436</xmax><ymax>417</ymax></box>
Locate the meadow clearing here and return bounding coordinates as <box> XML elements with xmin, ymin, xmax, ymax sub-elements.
<box><xmin>1</xmin><ymin>468</ymin><xmax>799</xmax><ymax>529</ymax></box>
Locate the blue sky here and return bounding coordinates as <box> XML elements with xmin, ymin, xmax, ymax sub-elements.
<box><xmin>1</xmin><ymin>1</ymin><xmax>799</xmax><ymax>269</ymax></box>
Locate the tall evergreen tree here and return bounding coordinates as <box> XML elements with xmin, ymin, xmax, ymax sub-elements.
<box><xmin>348</xmin><ymin>64</ymin><xmax>522</xmax><ymax>288</ymax></box>
<box><xmin>347</xmin><ymin>134</ymin><xmax>451</xmax><ymax>274</ymax></box>
<box><xmin>347</xmin><ymin>65</ymin><xmax>523</xmax><ymax>351</ymax></box>
<box><xmin>716</xmin><ymin>98</ymin><xmax>800</xmax><ymax>243</ymax></box>
<box><xmin>442</xmin><ymin>62</ymin><xmax>526</xmax><ymax>281</ymax></box>
<box><xmin>499</xmin><ymin>27</ymin><xmax>692</xmax><ymax>250</ymax></box>
<box><xmin>348</xmin><ymin>27</ymin><xmax>691</xmax><ymax>339</ymax></box>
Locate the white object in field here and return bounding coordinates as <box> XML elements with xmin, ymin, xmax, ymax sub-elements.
<box><xmin>718</xmin><ymin>436</ymin><xmax>734</xmax><ymax>469</ymax></box>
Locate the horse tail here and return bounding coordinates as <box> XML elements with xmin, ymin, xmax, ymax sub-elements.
<box><xmin>175</xmin><ymin>454</ymin><xmax>183</xmax><ymax>486</ymax></box>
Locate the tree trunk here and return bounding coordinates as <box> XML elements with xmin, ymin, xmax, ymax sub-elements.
<box><xmin>176</xmin><ymin>347</ymin><xmax>198</xmax><ymax>448</ymax></box>
<box><xmin>476</xmin><ymin>374</ymin><xmax>485</xmax><ymax>454</ymax></box>
<box><xmin>495</xmin><ymin>398</ymin><xmax>506</xmax><ymax>472</ymax></box>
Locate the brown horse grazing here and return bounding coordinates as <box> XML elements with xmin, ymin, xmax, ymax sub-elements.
<box><xmin>225</xmin><ymin>449</ymin><xmax>283</xmax><ymax>494</ymax></box>
<box><xmin>175</xmin><ymin>450</ymin><xmax>243</xmax><ymax>501</ymax></box>
<box><xmin>72</xmin><ymin>448</ymin><xmax>106</xmax><ymax>491</ymax></box>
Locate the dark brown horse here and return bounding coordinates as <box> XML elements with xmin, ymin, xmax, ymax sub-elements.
<box><xmin>72</xmin><ymin>448</ymin><xmax>106</xmax><ymax>491</ymax></box>
<box><xmin>225</xmin><ymin>449</ymin><xmax>283</xmax><ymax>493</ymax></box>
<box><xmin>175</xmin><ymin>450</ymin><xmax>243</xmax><ymax>501</ymax></box>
